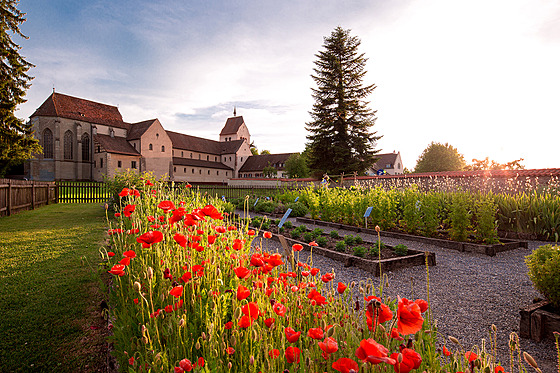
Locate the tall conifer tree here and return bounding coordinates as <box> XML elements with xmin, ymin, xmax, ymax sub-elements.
<box><xmin>0</xmin><ymin>0</ymin><xmax>40</xmax><ymax>176</ymax></box>
<box><xmin>306</xmin><ymin>27</ymin><xmax>381</xmax><ymax>176</ymax></box>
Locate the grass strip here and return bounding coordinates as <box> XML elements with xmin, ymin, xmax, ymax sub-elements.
<box><xmin>0</xmin><ymin>203</ymin><xmax>107</xmax><ymax>372</ymax></box>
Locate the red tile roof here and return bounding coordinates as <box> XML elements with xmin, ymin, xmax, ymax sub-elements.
<box><xmin>167</xmin><ymin>130</ymin><xmax>244</xmax><ymax>155</ymax></box>
<box><xmin>32</xmin><ymin>92</ymin><xmax>128</xmax><ymax>129</ymax></box>
<box><xmin>172</xmin><ymin>157</ymin><xmax>233</xmax><ymax>170</ymax></box>
<box><xmin>127</xmin><ymin>119</ymin><xmax>156</xmax><ymax>140</ymax></box>
<box><xmin>354</xmin><ymin>168</ymin><xmax>560</xmax><ymax>180</ymax></box>
<box><xmin>220</xmin><ymin>116</ymin><xmax>245</xmax><ymax>135</ymax></box>
<box><xmin>94</xmin><ymin>134</ymin><xmax>141</xmax><ymax>156</ymax></box>
<box><xmin>372</xmin><ymin>152</ymin><xmax>399</xmax><ymax>170</ymax></box>
<box><xmin>239</xmin><ymin>153</ymin><xmax>294</xmax><ymax>172</ymax></box>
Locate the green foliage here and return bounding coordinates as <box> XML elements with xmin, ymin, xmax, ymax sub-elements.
<box><xmin>287</xmin><ymin>201</ymin><xmax>309</xmax><ymax>217</ymax></box>
<box><xmin>283</xmin><ymin>221</ymin><xmax>293</xmax><ymax>229</ymax></box>
<box><xmin>474</xmin><ymin>193</ymin><xmax>499</xmax><ymax>244</ymax></box>
<box><xmin>374</xmin><ymin>240</ymin><xmax>387</xmax><ymax>250</ymax></box>
<box><xmin>316</xmin><ymin>236</ymin><xmax>328</xmax><ymax>247</ymax></box>
<box><xmin>419</xmin><ymin>192</ymin><xmax>442</xmax><ymax>237</ymax></box>
<box><xmin>335</xmin><ymin>241</ymin><xmax>347</xmax><ymax>252</ymax></box>
<box><xmin>290</xmin><ymin>230</ymin><xmax>301</xmax><ymax>239</ymax></box>
<box><xmin>414</xmin><ymin>142</ymin><xmax>466</xmax><ymax>173</ymax></box>
<box><xmin>353</xmin><ymin>246</ymin><xmax>367</xmax><ymax>257</ymax></box>
<box><xmin>448</xmin><ymin>192</ymin><xmax>472</xmax><ymax>242</ymax></box>
<box><xmin>399</xmin><ymin>187</ymin><xmax>422</xmax><ymax>234</ymax></box>
<box><xmin>302</xmin><ymin>231</ymin><xmax>314</xmax><ymax>243</ymax></box>
<box><xmin>262</xmin><ymin>163</ymin><xmax>277</xmax><ymax>178</ymax></box>
<box><xmin>306</xmin><ymin>27</ymin><xmax>381</xmax><ymax>175</ymax></box>
<box><xmin>255</xmin><ymin>200</ymin><xmax>276</xmax><ymax>213</ymax></box>
<box><xmin>311</xmin><ymin>228</ymin><xmax>324</xmax><ymax>239</ymax></box>
<box><xmin>343</xmin><ymin>234</ymin><xmax>356</xmax><ymax>246</ymax></box>
<box><xmin>330</xmin><ymin>230</ymin><xmax>340</xmax><ymax>238</ymax></box>
<box><xmin>284</xmin><ymin>152</ymin><xmax>310</xmax><ymax>178</ymax></box>
<box><xmin>0</xmin><ymin>0</ymin><xmax>41</xmax><ymax>177</ymax></box>
<box><xmin>354</xmin><ymin>235</ymin><xmax>364</xmax><ymax>244</ymax></box>
<box><xmin>526</xmin><ymin>244</ymin><xmax>560</xmax><ymax>308</ymax></box>
<box><xmin>369</xmin><ymin>245</ymin><xmax>380</xmax><ymax>256</ymax></box>
<box><xmin>104</xmin><ymin>169</ymin><xmax>152</xmax><ymax>210</ymax></box>
<box><xmin>394</xmin><ymin>244</ymin><xmax>409</xmax><ymax>256</ymax></box>
<box><xmin>296</xmin><ymin>224</ymin><xmax>308</xmax><ymax>232</ymax></box>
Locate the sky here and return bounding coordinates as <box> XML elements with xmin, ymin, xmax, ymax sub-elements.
<box><xmin>15</xmin><ymin>0</ymin><xmax>560</xmax><ymax>170</ymax></box>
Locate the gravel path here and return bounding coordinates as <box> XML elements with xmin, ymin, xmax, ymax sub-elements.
<box><xmin>244</xmin><ymin>212</ymin><xmax>557</xmax><ymax>372</ymax></box>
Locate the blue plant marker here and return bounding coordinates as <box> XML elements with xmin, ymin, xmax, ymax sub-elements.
<box><xmin>278</xmin><ymin>208</ymin><xmax>292</xmax><ymax>228</ymax></box>
<box><xmin>222</xmin><ymin>195</ymin><xmax>226</xmax><ymax>202</ymax></box>
<box><xmin>364</xmin><ymin>206</ymin><xmax>373</xmax><ymax>218</ymax></box>
<box><xmin>294</xmin><ymin>196</ymin><xmax>299</xmax><ymax>202</ymax></box>
<box><xmin>253</xmin><ymin>197</ymin><xmax>259</xmax><ymax>207</ymax></box>
<box><xmin>377</xmin><ymin>169</ymin><xmax>384</xmax><ymax>175</ymax></box>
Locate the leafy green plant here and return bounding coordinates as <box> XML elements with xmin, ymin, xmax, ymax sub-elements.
<box><xmin>474</xmin><ymin>193</ymin><xmax>499</xmax><ymax>244</ymax></box>
<box><xmin>335</xmin><ymin>241</ymin><xmax>347</xmax><ymax>252</ymax></box>
<box><xmin>353</xmin><ymin>246</ymin><xmax>367</xmax><ymax>257</ymax></box>
<box><xmin>369</xmin><ymin>245</ymin><xmax>380</xmax><ymax>256</ymax></box>
<box><xmin>374</xmin><ymin>240</ymin><xmax>386</xmax><ymax>250</ymax></box>
<box><xmin>260</xmin><ymin>218</ymin><xmax>271</xmax><ymax>230</ymax></box>
<box><xmin>343</xmin><ymin>235</ymin><xmax>356</xmax><ymax>246</ymax></box>
<box><xmin>526</xmin><ymin>244</ymin><xmax>560</xmax><ymax>308</ymax></box>
<box><xmin>290</xmin><ymin>230</ymin><xmax>301</xmax><ymax>239</ymax></box>
<box><xmin>354</xmin><ymin>235</ymin><xmax>364</xmax><ymax>244</ymax></box>
<box><xmin>394</xmin><ymin>244</ymin><xmax>409</xmax><ymax>256</ymax></box>
<box><xmin>255</xmin><ymin>200</ymin><xmax>277</xmax><ymax>214</ymax></box>
<box><xmin>330</xmin><ymin>230</ymin><xmax>340</xmax><ymax>239</ymax></box>
<box><xmin>283</xmin><ymin>221</ymin><xmax>293</xmax><ymax>229</ymax></box>
<box><xmin>316</xmin><ymin>236</ymin><xmax>328</xmax><ymax>247</ymax></box>
<box><xmin>303</xmin><ymin>231</ymin><xmax>314</xmax><ymax>243</ymax></box>
<box><xmin>311</xmin><ymin>228</ymin><xmax>324</xmax><ymax>239</ymax></box>
<box><xmin>448</xmin><ymin>192</ymin><xmax>472</xmax><ymax>242</ymax></box>
<box><xmin>287</xmin><ymin>202</ymin><xmax>309</xmax><ymax>217</ymax></box>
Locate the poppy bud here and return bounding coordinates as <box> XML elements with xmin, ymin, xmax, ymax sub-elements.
<box><xmin>202</xmin><ymin>332</ymin><xmax>207</xmax><ymax>340</ymax></box>
<box><xmin>491</xmin><ymin>324</ymin><xmax>497</xmax><ymax>332</ymax></box>
<box><xmin>424</xmin><ymin>330</ymin><xmax>432</xmax><ymax>334</ymax></box>
<box><xmin>143</xmin><ymin>336</ymin><xmax>148</xmax><ymax>344</ymax></box>
<box><xmin>195</xmin><ymin>341</ymin><xmax>200</xmax><ymax>349</ymax></box>
<box><xmin>484</xmin><ymin>367</ymin><xmax>491</xmax><ymax>373</ymax></box>
<box><xmin>377</xmin><ymin>324</ymin><xmax>386</xmax><ymax>333</ymax></box>
<box><xmin>104</xmin><ymin>203</ymin><xmax>109</xmax><ymax>210</ymax></box>
<box><xmin>155</xmin><ymin>353</ymin><xmax>161</xmax><ymax>362</ymax></box>
<box><xmin>359</xmin><ymin>286</ymin><xmax>364</xmax><ymax>294</ymax></box>
<box><xmin>227</xmin><ymin>362</ymin><xmax>232</xmax><ymax>370</ymax></box>
<box><xmin>147</xmin><ymin>267</ymin><xmax>153</xmax><ymax>280</ymax></box>
<box><xmin>327</xmin><ymin>326</ymin><xmax>335</xmax><ymax>337</ymax></box>
<box><xmin>350</xmin><ymin>281</ymin><xmax>356</xmax><ymax>288</ymax></box>
<box><xmin>179</xmin><ymin>318</ymin><xmax>185</xmax><ymax>327</ymax></box>
<box><xmin>407</xmin><ymin>338</ymin><xmax>413</xmax><ymax>348</ymax></box>
<box><xmin>230</xmin><ymin>335</ymin><xmax>236</xmax><ymax>346</ymax></box>
<box><xmin>397</xmin><ymin>353</ymin><xmax>403</xmax><ymax>363</ymax></box>
<box><xmin>449</xmin><ymin>336</ymin><xmax>459</xmax><ymax>344</ymax></box>
<box><xmin>366</xmin><ymin>283</ymin><xmax>372</xmax><ymax>291</ymax></box>
<box><xmin>252</xmin><ymin>329</ymin><xmax>258</xmax><ymax>341</ymax></box>
<box><xmin>523</xmin><ymin>352</ymin><xmax>539</xmax><ymax>369</ymax></box>
<box><xmin>249</xmin><ymin>355</ymin><xmax>254</xmax><ymax>365</ymax></box>
<box><xmin>133</xmin><ymin>282</ymin><xmax>141</xmax><ymax>292</ymax></box>
<box><xmin>375</xmin><ymin>225</ymin><xmax>380</xmax><ymax>232</ymax></box>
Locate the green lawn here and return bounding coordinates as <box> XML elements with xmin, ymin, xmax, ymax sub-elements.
<box><xmin>0</xmin><ymin>204</ymin><xmax>108</xmax><ymax>372</ymax></box>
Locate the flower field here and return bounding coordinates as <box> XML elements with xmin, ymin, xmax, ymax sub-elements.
<box><xmin>105</xmin><ymin>177</ymin><xmax>547</xmax><ymax>372</ymax></box>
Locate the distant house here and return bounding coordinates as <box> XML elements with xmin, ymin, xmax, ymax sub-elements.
<box><xmin>238</xmin><ymin>153</ymin><xmax>294</xmax><ymax>178</ymax></box>
<box><xmin>26</xmin><ymin>92</ymin><xmax>254</xmax><ymax>183</ymax></box>
<box><xmin>367</xmin><ymin>151</ymin><xmax>404</xmax><ymax>175</ymax></box>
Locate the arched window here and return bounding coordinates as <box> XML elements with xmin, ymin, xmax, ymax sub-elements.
<box><xmin>149</xmin><ymin>144</ymin><xmax>153</xmax><ymax>150</ymax></box>
<box><xmin>81</xmin><ymin>133</ymin><xmax>90</xmax><ymax>161</ymax></box>
<box><xmin>64</xmin><ymin>130</ymin><xmax>73</xmax><ymax>160</ymax></box>
<box><xmin>43</xmin><ymin>128</ymin><xmax>53</xmax><ymax>159</ymax></box>
<box><xmin>162</xmin><ymin>145</ymin><xmax>165</xmax><ymax>152</ymax></box>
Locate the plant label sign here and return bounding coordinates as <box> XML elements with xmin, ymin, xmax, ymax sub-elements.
<box><xmin>364</xmin><ymin>207</ymin><xmax>373</xmax><ymax>218</ymax></box>
<box><xmin>222</xmin><ymin>195</ymin><xmax>226</xmax><ymax>202</ymax></box>
<box><xmin>278</xmin><ymin>208</ymin><xmax>293</xmax><ymax>228</ymax></box>
<box><xmin>294</xmin><ymin>196</ymin><xmax>299</xmax><ymax>202</ymax></box>
<box><xmin>253</xmin><ymin>198</ymin><xmax>259</xmax><ymax>207</ymax></box>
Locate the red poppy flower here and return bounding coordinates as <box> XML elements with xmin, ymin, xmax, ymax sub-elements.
<box><xmin>173</xmin><ymin>233</ymin><xmax>187</xmax><ymax>248</ymax></box>
<box><xmin>169</xmin><ymin>209</ymin><xmax>186</xmax><ymax>225</ymax></box>
<box><xmin>495</xmin><ymin>366</ymin><xmax>505</xmax><ymax>373</ymax></box>
<box><xmin>114</xmin><ymin>212</ymin><xmax>121</xmax><ymax>218</ymax></box>
<box><xmin>266</xmin><ymin>253</ymin><xmax>284</xmax><ymax>267</ymax></box>
<box><xmin>136</xmin><ymin>231</ymin><xmax>164</xmax><ymax>248</ymax></box>
<box><xmin>236</xmin><ymin>285</ymin><xmax>250</xmax><ymax>300</ymax></box>
<box><xmin>224</xmin><ymin>321</ymin><xmax>233</xmax><ymax>329</ymax></box>
<box><xmin>310</xmin><ymin>267</ymin><xmax>320</xmax><ymax>276</ymax></box>
<box><xmin>232</xmin><ymin>239</ymin><xmax>244</xmax><ymax>251</ymax></box>
<box><xmin>226</xmin><ymin>347</ymin><xmax>235</xmax><ymax>355</ymax></box>
<box><xmin>285</xmin><ymin>346</ymin><xmax>300</xmax><ymax>363</ymax></box>
<box><xmin>197</xmin><ymin>357</ymin><xmax>204</xmax><ymax>368</ymax></box>
<box><xmin>264</xmin><ymin>317</ymin><xmax>275</xmax><ymax>328</ymax></box>
<box><xmin>119</xmin><ymin>257</ymin><xmax>130</xmax><ymax>266</ymax></box>
<box><xmin>108</xmin><ymin>264</ymin><xmax>125</xmax><ymax>276</ymax></box>
<box><xmin>247</xmin><ymin>229</ymin><xmax>255</xmax><ymax>236</ymax></box>
<box><xmin>241</xmin><ymin>302</ymin><xmax>260</xmax><ymax>320</ymax></box>
<box><xmin>292</xmin><ymin>243</ymin><xmax>303</xmax><ymax>252</ymax></box>
<box><xmin>337</xmin><ymin>282</ymin><xmax>347</xmax><ymax>294</ymax></box>
<box><xmin>250</xmin><ymin>253</ymin><xmax>264</xmax><ymax>267</ymax></box>
<box><xmin>201</xmin><ymin>204</ymin><xmax>223</xmax><ymax>220</ymax></box>
<box><xmin>390</xmin><ymin>328</ymin><xmax>404</xmax><ymax>341</ymax></box>
<box><xmin>321</xmin><ymin>273</ymin><xmax>335</xmax><ymax>283</ymax></box>
<box><xmin>123</xmin><ymin>204</ymin><xmax>135</xmax><ymax>218</ymax></box>
<box><xmin>238</xmin><ymin>315</ymin><xmax>253</xmax><ymax>328</ymax></box>
<box><xmin>397</xmin><ymin>297</ymin><xmax>424</xmax><ymax>335</ymax></box>
<box><xmin>169</xmin><ymin>286</ymin><xmax>183</xmax><ymax>298</ymax></box>
<box><xmin>263</xmin><ymin>231</ymin><xmax>272</xmax><ymax>239</ymax></box>
<box><xmin>180</xmin><ymin>271</ymin><xmax>192</xmax><ymax>283</ymax></box>
<box><xmin>332</xmin><ymin>357</ymin><xmax>359</xmax><ymax>373</ymax></box>
<box><xmin>365</xmin><ymin>296</ymin><xmax>393</xmax><ymax>329</ymax></box>
<box><xmin>215</xmin><ymin>226</ymin><xmax>226</xmax><ymax>234</ymax></box>
<box><xmin>390</xmin><ymin>348</ymin><xmax>422</xmax><ymax>373</ymax></box>
<box><xmin>234</xmin><ymin>266</ymin><xmax>251</xmax><ymax>279</ymax></box>
<box><xmin>319</xmin><ymin>337</ymin><xmax>339</xmax><ymax>354</ymax></box>
<box><xmin>269</xmin><ymin>349</ymin><xmax>280</xmax><ymax>359</ymax></box>
<box><xmin>442</xmin><ymin>345</ymin><xmax>451</xmax><ymax>356</ymax></box>
<box><xmin>107</xmin><ymin>251</ymin><xmax>115</xmax><ymax>257</ymax></box>
<box><xmin>285</xmin><ymin>327</ymin><xmax>301</xmax><ymax>343</ymax></box>
<box><xmin>123</xmin><ymin>250</ymin><xmax>136</xmax><ymax>258</ymax></box>
<box><xmin>309</xmin><ymin>241</ymin><xmax>318</xmax><ymax>247</ymax></box>
<box><xmin>308</xmin><ymin>327</ymin><xmax>324</xmax><ymax>340</ymax></box>
<box><xmin>414</xmin><ymin>299</ymin><xmax>429</xmax><ymax>313</ymax></box>
<box><xmin>119</xmin><ymin>188</ymin><xmax>131</xmax><ymax>197</ymax></box>
<box><xmin>207</xmin><ymin>235</ymin><xmax>216</xmax><ymax>244</ymax></box>
<box><xmin>465</xmin><ymin>351</ymin><xmax>478</xmax><ymax>362</ymax></box>
<box><xmin>128</xmin><ymin>356</ymin><xmax>134</xmax><ymax>365</ymax></box>
<box><xmin>163</xmin><ymin>267</ymin><xmax>172</xmax><ymax>280</ymax></box>
<box><xmin>355</xmin><ymin>338</ymin><xmax>395</xmax><ymax>365</ymax></box>
<box><xmin>273</xmin><ymin>302</ymin><xmax>287</xmax><ymax>316</ymax></box>
<box><xmin>158</xmin><ymin>200</ymin><xmax>176</xmax><ymax>213</ymax></box>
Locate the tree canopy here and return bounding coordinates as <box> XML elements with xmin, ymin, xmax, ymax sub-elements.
<box><xmin>414</xmin><ymin>142</ymin><xmax>466</xmax><ymax>173</ymax></box>
<box><xmin>465</xmin><ymin>157</ymin><xmax>525</xmax><ymax>171</ymax></box>
<box><xmin>0</xmin><ymin>0</ymin><xmax>40</xmax><ymax>176</ymax></box>
<box><xmin>306</xmin><ymin>27</ymin><xmax>380</xmax><ymax>176</ymax></box>
<box><xmin>284</xmin><ymin>152</ymin><xmax>310</xmax><ymax>179</ymax></box>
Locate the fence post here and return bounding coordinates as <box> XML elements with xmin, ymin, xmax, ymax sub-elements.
<box><xmin>7</xmin><ymin>180</ymin><xmax>12</xmax><ymax>216</ymax></box>
<box><xmin>55</xmin><ymin>182</ymin><xmax>59</xmax><ymax>203</ymax></box>
<box><xmin>32</xmin><ymin>181</ymin><xmax>35</xmax><ymax>210</ymax></box>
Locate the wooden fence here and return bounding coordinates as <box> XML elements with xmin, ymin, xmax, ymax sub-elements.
<box><xmin>56</xmin><ymin>181</ymin><xmax>110</xmax><ymax>204</ymax></box>
<box><xmin>194</xmin><ymin>184</ymin><xmax>294</xmax><ymax>200</ymax></box>
<box><xmin>0</xmin><ymin>179</ymin><xmax>57</xmax><ymax>217</ymax></box>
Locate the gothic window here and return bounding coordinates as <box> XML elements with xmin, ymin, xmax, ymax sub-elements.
<box><xmin>81</xmin><ymin>133</ymin><xmax>90</xmax><ymax>161</ymax></box>
<box><xmin>162</xmin><ymin>145</ymin><xmax>165</xmax><ymax>152</ymax></box>
<box><xmin>64</xmin><ymin>130</ymin><xmax>73</xmax><ymax>160</ymax></box>
<box><xmin>43</xmin><ymin>128</ymin><xmax>53</xmax><ymax>159</ymax></box>
<box><xmin>149</xmin><ymin>144</ymin><xmax>153</xmax><ymax>150</ymax></box>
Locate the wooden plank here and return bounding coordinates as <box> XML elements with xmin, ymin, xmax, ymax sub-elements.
<box><xmin>8</xmin><ymin>180</ymin><xmax>12</xmax><ymax>216</ymax></box>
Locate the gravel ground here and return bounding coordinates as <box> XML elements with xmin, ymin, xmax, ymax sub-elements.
<box><xmin>244</xmin><ymin>212</ymin><xmax>557</xmax><ymax>372</ymax></box>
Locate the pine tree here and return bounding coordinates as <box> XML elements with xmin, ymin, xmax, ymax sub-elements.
<box><xmin>306</xmin><ymin>27</ymin><xmax>381</xmax><ymax>176</ymax></box>
<box><xmin>0</xmin><ymin>0</ymin><xmax>40</xmax><ymax>176</ymax></box>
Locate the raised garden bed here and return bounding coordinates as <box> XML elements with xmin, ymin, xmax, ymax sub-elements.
<box><xmin>250</xmin><ymin>225</ymin><xmax>436</xmax><ymax>277</ymax></box>
<box><xmin>296</xmin><ymin>217</ymin><xmax>528</xmax><ymax>257</ymax></box>
<box><xmin>519</xmin><ymin>300</ymin><xmax>560</xmax><ymax>342</ymax></box>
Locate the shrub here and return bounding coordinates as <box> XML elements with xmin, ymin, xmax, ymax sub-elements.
<box><xmin>394</xmin><ymin>244</ymin><xmax>409</xmax><ymax>256</ymax></box>
<box><xmin>335</xmin><ymin>241</ymin><xmax>347</xmax><ymax>252</ymax></box>
<box><xmin>354</xmin><ymin>235</ymin><xmax>364</xmax><ymax>244</ymax></box>
<box><xmin>448</xmin><ymin>192</ymin><xmax>472</xmax><ymax>242</ymax></box>
<box><xmin>287</xmin><ymin>202</ymin><xmax>309</xmax><ymax>217</ymax></box>
<box><xmin>311</xmin><ymin>228</ymin><xmax>324</xmax><ymax>239</ymax></box>
<box><xmin>290</xmin><ymin>230</ymin><xmax>301</xmax><ymax>239</ymax></box>
<box><xmin>526</xmin><ymin>244</ymin><xmax>560</xmax><ymax>308</ymax></box>
<box><xmin>474</xmin><ymin>194</ymin><xmax>499</xmax><ymax>244</ymax></box>
<box><xmin>105</xmin><ymin>169</ymin><xmax>150</xmax><ymax>210</ymax></box>
<box><xmin>330</xmin><ymin>230</ymin><xmax>340</xmax><ymax>239</ymax></box>
<box><xmin>353</xmin><ymin>246</ymin><xmax>367</xmax><ymax>257</ymax></box>
<box><xmin>303</xmin><ymin>231</ymin><xmax>314</xmax><ymax>243</ymax></box>
<box><xmin>343</xmin><ymin>235</ymin><xmax>356</xmax><ymax>246</ymax></box>
<box><xmin>369</xmin><ymin>246</ymin><xmax>380</xmax><ymax>256</ymax></box>
<box><xmin>316</xmin><ymin>236</ymin><xmax>328</xmax><ymax>247</ymax></box>
<box><xmin>283</xmin><ymin>221</ymin><xmax>293</xmax><ymax>229</ymax></box>
<box><xmin>260</xmin><ymin>218</ymin><xmax>271</xmax><ymax>230</ymax></box>
<box><xmin>251</xmin><ymin>216</ymin><xmax>262</xmax><ymax>227</ymax></box>
<box><xmin>255</xmin><ymin>200</ymin><xmax>276</xmax><ymax>214</ymax></box>
<box><xmin>297</xmin><ymin>224</ymin><xmax>308</xmax><ymax>232</ymax></box>
<box><xmin>374</xmin><ymin>240</ymin><xmax>386</xmax><ymax>250</ymax></box>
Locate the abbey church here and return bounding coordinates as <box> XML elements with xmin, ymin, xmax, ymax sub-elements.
<box><xmin>26</xmin><ymin>92</ymin><xmax>292</xmax><ymax>183</ymax></box>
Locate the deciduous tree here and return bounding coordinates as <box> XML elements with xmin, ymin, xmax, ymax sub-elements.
<box><xmin>306</xmin><ymin>27</ymin><xmax>381</xmax><ymax>176</ymax></box>
<box><xmin>414</xmin><ymin>142</ymin><xmax>466</xmax><ymax>173</ymax></box>
<box><xmin>285</xmin><ymin>152</ymin><xmax>309</xmax><ymax>178</ymax></box>
<box><xmin>0</xmin><ymin>0</ymin><xmax>40</xmax><ymax>176</ymax></box>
